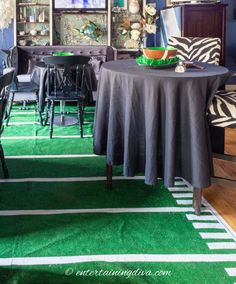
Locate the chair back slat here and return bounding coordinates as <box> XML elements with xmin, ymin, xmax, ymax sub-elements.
<box><xmin>43</xmin><ymin>55</ymin><xmax>90</xmax><ymax>99</ymax></box>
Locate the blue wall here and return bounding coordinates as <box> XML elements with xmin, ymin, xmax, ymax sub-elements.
<box><xmin>0</xmin><ymin>21</ymin><xmax>14</xmax><ymax>73</ymax></box>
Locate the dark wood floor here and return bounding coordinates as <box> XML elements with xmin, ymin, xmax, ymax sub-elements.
<box><xmin>203</xmin><ymin>178</ymin><xmax>236</xmax><ymax>232</ymax></box>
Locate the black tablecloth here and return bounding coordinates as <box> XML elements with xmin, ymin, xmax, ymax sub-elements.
<box><xmin>94</xmin><ymin>59</ymin><xmax>229</xmax><ymax>188</ymax></box>
<box><xmin>31</xmin><ymin>62</ymin><xmax>97</xmax><ymax>112</ymax></box>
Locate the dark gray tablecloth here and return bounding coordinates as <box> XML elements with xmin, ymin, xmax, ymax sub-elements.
<box><xmin>31</xmin><ymin>62</ymin><xmax>97</xmax><ymax>112</ymax></box>
<box><xmin>94</xmin><ymin>59</ymin><xmax>229</xmax><ymax>188</ymax></box>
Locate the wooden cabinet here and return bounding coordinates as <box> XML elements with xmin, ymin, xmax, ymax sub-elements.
<box><xmin>160</xmin><ymin>4</ymin><xmax>227</xmax><ymax>65</ymax></box>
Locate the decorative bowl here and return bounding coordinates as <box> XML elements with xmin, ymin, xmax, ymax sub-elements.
<box><xmin>18</xmin><ymin>39</ymin><xmax>27</xmax><ymax>46</ymax></box>
<box><xmin>143</xmin><ymin>47</ymin><xmax>177</xmax><ymax>60</ymax></box>
<box><xmin>30</xmin><ymin>30</ymin><xmax>37</xmax><ymax>36</ymax></box>
<box><xmin>52</xmin><ymin>52</ymin><xmax>74</xmax><ymax>56</ymax></box>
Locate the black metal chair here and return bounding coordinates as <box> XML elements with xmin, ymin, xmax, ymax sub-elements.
<box><xmin>43</xmin><ymin>55</ymin><xmax>90</xmax><ymax>139</ymax></box>
<box><xmin>0</xmin><ymin>70</ymin><xmax>14</xmax><ymax>178</ymax></box>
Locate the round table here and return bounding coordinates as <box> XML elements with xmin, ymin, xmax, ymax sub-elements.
<box><xmin>94</xmin><ymin>59</ymin><xmax>229</xmax><ymax>190</ymax></box>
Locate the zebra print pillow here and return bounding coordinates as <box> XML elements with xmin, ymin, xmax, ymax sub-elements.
<box><xmin>168</xmin><ymin>37</ymin><xmax>221</xmax><ymax>65</ymax></box>
<box><xmin>208</xmin><ymin>90</ymin><xmax>236</xmax><ymax>128</ymax></box>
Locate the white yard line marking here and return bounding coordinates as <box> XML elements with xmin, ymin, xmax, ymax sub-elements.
<box><xmin>192</xmin><ymin>223</ymin><xmax>225</xmax><ymax>229</ymax></box>
<box><xmin>172</xmin><ymin>193</ymin><xmax>193</xmax><ymax>198</ymax></box>
<box><xmin>5</xmin><ymin>154</ymin><xmax>98</xmax><ymax>159</ymax></box>
<box><xmin>225</xmin><ymin>268</ymin><xmax>236</xmax><ymax>276</ymax></box>
<box><xmin>2</xmin><ymin>135</ymin><xmax>93</xmax><ymax>140</ymax></box>
<box><xmin>207</xmin><ymin>242</ymin><xmax>236</xmax><ymax>250</ymax></box>
<box><xmin>199</xmin><ymin>233</ymin><xmax>234</xmax><ymax>240</ymax></box>
<box><xmin>7</xmin><ymin>122</ymin><xmax>39</xmax><ymax>125</ymax></box>
<box><xmin>174</xmin><ymin>181</ymin><xmax>187</xmax><ymax>186</ymax></box>
<box><xmin>0</xmin><ymin>207</ymin><xmax>198</xmax><ymax>216</ymax></box>
<box><xmin>168</xmin><ymin>187</ymin><xmax>193</xmax><ymax>192</ymax></box>
<box><xmin>10</xmin><ymin>112</ymin><xmax>35</xmax><ymax>115</ymax></box>
<box><xmin>0</xmin><ymin>176</ymin><xmax>147</xmax><ymax>183</ymax></box>
<box><xmin>1</xmin><ymin>254</ymin><xmax>236</xmax><ymax>266</ymax></box>
<box><xmin>176</xmin><ymin>200</ymin><xmax>193</xmax><ymax>205</ymax></box>
<box><xmin>186</xmin><ymin>214</ymin><xmax>218</xmax><ymax>221</ymax></box>
<box><xmin>180</xmin><ymin>178</ymin><xmax>194</xmax><ymax>189</ymax></box>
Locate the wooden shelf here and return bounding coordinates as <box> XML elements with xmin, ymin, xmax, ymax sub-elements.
<box><xmin>17</xmin><ymin>21</ymin><xmax>49</xmax><ymax>24</ymax></box>
<box><xmin>17</xmin><ymin>34</ymin><xmax>49</xmax><ymax>37</ymax></box>
<box><xmin>17</xmin><ymin>3</ymin><xmax>49</xmax><ymax>7</ymax></box>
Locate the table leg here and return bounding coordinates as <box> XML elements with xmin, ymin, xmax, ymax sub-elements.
<box><xmin>192</xmin><ymin>188</ymin><xmax>203</xmax><ymax>216</ymax></box>
<box><xmin>106</xmin><ymin>163</ymin><xmax>112</xmax><ymax>191</ymax></box>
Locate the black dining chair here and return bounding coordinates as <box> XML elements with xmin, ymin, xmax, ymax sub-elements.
<box><xmin>43</xmin><ymin>55</ymin><xmax>90</xmax><ymax>139</ymax></box>
<box><xmin>168</xmin><ymin>36</ymin><xmax>236</xmax><ymax>181</ymax></box>
<box><xmin>0</xmin><ymin>70</ymin><xmax>14</xmax><ymax>178</ymax></box>
<box><xmin>3</xmin><ymin>67</ymin><xmax>43</xmax><ymax>126</ymax></box>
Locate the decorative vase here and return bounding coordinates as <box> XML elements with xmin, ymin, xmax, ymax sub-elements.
<box><xmin>129</xmin><ymin>0</ymin><xmax>140</xmax><ymax>14</ymax></box>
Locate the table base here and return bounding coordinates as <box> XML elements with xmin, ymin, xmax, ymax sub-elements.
<box><xmin>53</xmin><ymin>116</ymin><xmax>78</xmax><ymax>126</ymax></box>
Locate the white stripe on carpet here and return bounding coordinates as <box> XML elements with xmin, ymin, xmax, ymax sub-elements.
<box><xmin>5</xmin><ymin>154</ymin><xmax>98</xmax><ymax>159</ymax></box>
<box><xmin>11</xmin><ymin>111</ymin><xmax>35</xmax><ymax>115</ymax></box>
<box><xmin>192</xmin><ymin>223</ymin><xmax>224</xmax><ymax>229</ymax></box>
<box><xmin>1</xmin><ymin>135</ymin><xmax>93</xmax><ymax>140</ymax></box>
<box><xmin>172</xmin><ymin>193</ymin><xmax>193</xmax><ymax>198</ymax></box>
<box><xmin>0</xmin><ymin>176</ymin><xmax>147</xmax><ymax>183</ymax></box>
<box><xmin>199</xmin><ymin>233</ymin><xmax>234</xmax><ymax>239</ymax></box>
<box><xmin>186</xmin><ymin>214</ymin><xmax>218</xmax><ymax>221</ymax></box>
<box><xmin>207</xmin><ymin>242</ymin><xmax>236</xmax><ymax>250</ymax></box>
<box><xmin>7</xmin><ymin>122</ymin><xmax>39</xmax><ymax>125</ymax></box>
<box><xmin>0</xmin><ymin>207</ymin><xmax>198</xmax><ymax>216</ymax></box>
<box><xmin>225</xmin><ymin>268</ymin><xmax>236</xmax><ymax>276</ymax></box>
<box><xmin>176</xmin><ymin>200</ymin><xmax>193</xmax><ymax>205</ymax></box>
<box><xmin>168</xmin><ymin>187</ymin><xmax>193</xmax><ymax>192</ymax></box>
<box><xmin>174</xmin><ymin>181</ymin><xmax>187</xmax><ymax>186</ymax></box>
<box><xmin>1</xmin><ymin>254</ymin><xmax>236</xmax><ymax>266</ymax></box>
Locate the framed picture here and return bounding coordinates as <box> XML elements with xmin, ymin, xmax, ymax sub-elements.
<box><xmin>54</xmin><ymin>0</ymin><xmax>107</xmax><ymax>10</ymax></box>
<box><xmin>113</xmin><ymin>0</ymin><xmax>127</xmax><ymax>9</ymax></box>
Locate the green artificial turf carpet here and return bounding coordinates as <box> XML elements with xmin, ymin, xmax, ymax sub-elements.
<box><xmin>0</xmin><ymin>104</ymin><xmax>236</xmax><ymax>284</ymax></box>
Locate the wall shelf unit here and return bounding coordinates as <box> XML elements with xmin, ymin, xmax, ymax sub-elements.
<box><xmin>13</xmin><ymin>0</ymin><xmax>149</xmax><ymax>53</ymax></box>
<box><xmin>14</xmin><ymin>0</ymin><xmax>53</xmax><ymax>46</ymax></box>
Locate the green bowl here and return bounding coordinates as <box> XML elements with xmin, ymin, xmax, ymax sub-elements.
<box><xmin>52</xmin><ymin>52</ymin><xmax>74</xmax><ymax>56</ymax></box>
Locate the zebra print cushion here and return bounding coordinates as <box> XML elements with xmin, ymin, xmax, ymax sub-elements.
<box><xmin>168</xmin><ymin>37</ymin><xmax>221</xmax><ymax>65</ymax></box>
<box><xmin>208</xmin><ymin>90</ymin><xmax>236</xmax><ymax>128</ymax></box>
